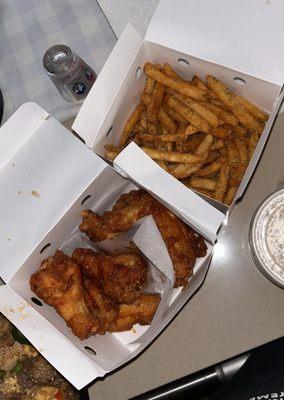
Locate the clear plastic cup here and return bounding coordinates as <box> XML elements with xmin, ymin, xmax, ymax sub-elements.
<box><xmin>43</xmin><ymin>44</ymin><xmax>96</xmax><ymax>103</ymax></box>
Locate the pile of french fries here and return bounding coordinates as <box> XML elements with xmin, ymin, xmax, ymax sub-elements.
<box><xmin>105</xmin><ymin>62</ymin><xmax>268</xmax><ymax>205</ymax></box>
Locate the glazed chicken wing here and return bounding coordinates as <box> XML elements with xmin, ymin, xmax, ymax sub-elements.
<box><xmin>109</xmin><ymin>294</ymin><xmax>161</xmax><ymax>332</ymax></box>
<box><xmin>72</xmin><ymin>248</ymin><xmax>148</xmax><ymax>303</ymax></box>
<box><xmin>83</xmin><ymin>277</ymin><xmax>118</xmax><ymax>334</ymax></box>
<box><xmin>30</xmin><ymin>251</ymin><xmax>100</xmax><ymax>340</ymax></box>
<box><xmin>80</xmin><ymin>190</ymin><xmax>207</xmax><ymax>286</ymax></box>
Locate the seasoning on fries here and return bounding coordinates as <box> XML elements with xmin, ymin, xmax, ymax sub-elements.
<box><xmin>104</xmin><ymin>62</ymin><xmax>269</xmax><ymax>205</ymax></box>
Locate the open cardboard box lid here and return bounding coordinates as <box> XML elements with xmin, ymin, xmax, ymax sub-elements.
<box><xmin>0</xmin><ymin>102</ymin><xmax>107</xmax><ymax>283</ymax></box>
<box><xmin>146</xmin><ymin>0</ymin><xmax>284</xmax><ymax>86</ymax></box>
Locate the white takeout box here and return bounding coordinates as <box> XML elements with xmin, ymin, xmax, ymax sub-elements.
<box><xmin>73</xmin><ymin>0</ymin><xmax>284</xmax><ymax>226</ymax></box>
<box><xmin>0</xmin><ymin>103</ymin><xmax>214</xmax><ymax>389</ymax></box>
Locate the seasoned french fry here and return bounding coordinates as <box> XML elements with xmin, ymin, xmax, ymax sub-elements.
<box><xmin>192</xmin><ymin>187</ymin><xmax>213</xmax><ymax>197</ymax></box>
<box><xmin>104</xmin><ymin>144</ymin><xmax>120</xmax><ymax>161</ymax></box>
<box><xmin>158</xmin><ymin>106</ymin><xmax>177</xmax><ymax>133</ymax></box>
<box><xmin>232</xmin><ymin>125</ymin><xmax>247</xmax><ymax>138</ymax></box>
<box><xmin>235</xmin><ymin>94</ymin><xmax>268</xmax><ymax>122</ymax></box>
<box><xmin>224</xmin><ymin>186</ymin><xmax>237</xmax><ymax>206</ymax></box>
<box><xmin>144</xmin><ymin>77</ymin><xmax>155</xmax><ymax>95</ymax></box>
<box><xmin>225</xmin><ymin>140</ymin><xmax>239</xmax><ymax>168</ymax></box>
<box><xmin>196</xmin><ymin>160</ymin><xmax>223</xmax><ymax>177</ymax></box>
<box><xmin>190</xmin><ymin>178</ymin><xmax>217</xmax><ymax>191</ymax></box>
<box><xmin>205</xmin><ymin>100</ymin><xmax>239</xmax><ymax>126</ymax></box>
<box><xmin>229</xmin><ymin>165</ymin><xmax>246</xmax><ymax>187</ymax></box>
<box><xmin>211</xmin><ymin>124</ymin><xmax>234</xmax><ymax>139</ymax></box>
<box><xmin>194</xmin><ymin>134</ymin><xmax>213</xmax><ymax>156</ymax></box>
<box><xmin>144</xmin><ymin>63</ymin><xmax>206</xmax><ymax>100</ymax></box>
<box><xmin>169</xmin><ymin>163</ymin><xmax>202</xmax><ymax>179</ymax></box>
<box><xmin>214</xmin><ymin>164</ymin><xmax>230</xmax><ymax>202</ymax></box>
<box><xmin>211</xmin><ymin>139</ymin><xmax>224</xmax><ymax>151</ymax></box>
<box><xmin>182</xmin><ymin>179</ymin><xmax>212</xmax><ymax>195</ymax></box>
<box><xmin>192</xmin><ymin>75</ymin><xmax>217</xmax><ymax>99</ymax></box>
<box><xmin>141</xmin><ymin>147</ymin><xmax>202</xmax><ymax>163</ymax></box>
<box><xmin>120</xmin><ymin>103</ymin><xmax>144</xmax><ymax>147</ymax></box>
<box><xmin>192</xmin><ymin>75</ymin><xmax>208</xmax><ymax>91</ymax></box>
<box><xmin>205</xmin><ymin>150</ymin><xmax>221</xmax><ymax>163</ymax></box>
<box><xmin>140</xmin><ymin>110</ymin><xmax>148</xmax><ymax>129</ymax></box>
<box><xmin>247</xmin><ymin>129</ymin><xmax>259</xmax><ymax>159</ymax></box>
<box><xmin>164</xmin><ymin>96</ymin><xmax>211</xmax><ymax>133</ymax></box>
<box><xmin>185</xmin><ymin>125</ymin><xmax>200</xmax><ymax>136</ymax></box>
<box><xmin>137</xmin><ymin>128</ymin><xmax>199</xmax><ymax>143</ymax></box>
<box><xmin>148</xmin><ymin>123</ymin><xmax>159</xmax><ymax>135</ymax></box>
<box><xmin>234</xmin><ymin>138</ymin><xmax>248</xmax><ymax>165</ymax></box>
<box><xmin>141</xmin><ymin>93</ymin><xmax>151</xmax><ymax>105</ymax></box>
<box><xmin>167</xmin><ymin>89</ymin><xmax>221</xmax><ymax>127</ymax></box>
<box><xmin>163</xmin><ymin>104</ymin><xmax>188</xmax><ymax>123</ymax></box>
<box><xmin>164</xmin><ymin>63</ymin><xmax>184</xmax><ymax>81</ymax></box>
<box><xmin>175</xmin><ymin>132</ymin><xmax>204</xmax><ymax>152</ymax></box>
<box><xmin>147</xmin><ymin>82</ymin><xmax>165</xmax><ymax>123</ymax></box>
<box><xmin>142</xmin><ymin>94</ymin><xmax>178</xmax><ymax>133</ymax></box>
<box><xmin>206</xmin><ymin>75</ymin><xmax>263</xmax><ymax>132</ymax></box>
<box><xmin>155</xmin><ymin>160</ymin><xmax>168</xmax><ymax>169</ymax></box>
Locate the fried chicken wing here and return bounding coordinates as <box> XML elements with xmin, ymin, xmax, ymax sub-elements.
<box><xmin>83</xmin><ymin>277</ymin><xmax>118</xmax><ymax>334</ymax></box>
<box><xmin>109</xmin><ymin>294</ymin><xmax>161</xmax><ymax>332</ymax></box>
<box><xmin>72</xmin><ymin>248</ymin><xmax>148</xmax><ymax>303</ymax></box>
<box><xmin>30</xmin><ymin>251</ymin><xmax>100</xmax><ymax>340</ymax></box>
<box><xmin>80</xmin><ymin>190</ymin><xmax>207</xmax><ymax>286</ymax></box>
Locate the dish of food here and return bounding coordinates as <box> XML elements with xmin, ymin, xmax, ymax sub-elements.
<box><xmin>0</xmin><ymin>314</ymin><xmax>82</xmax><ymax>400</ymax></box>
<box><xmin>104</xmin><ymin>63</ymin><xmax>269</xmax><ymax>205</ymax></box>
<box><xmin>30</xmin><ymin>189</ymin><xmax>206</xmax><ymax>340</ymax></box>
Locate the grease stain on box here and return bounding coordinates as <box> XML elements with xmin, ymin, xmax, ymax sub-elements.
<box><xmin>31</xmin><ymin>190</ymin><xmax>40</xmax><ymax>199</ymax></box>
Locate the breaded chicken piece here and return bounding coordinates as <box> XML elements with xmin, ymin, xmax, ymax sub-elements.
<box><xmin>30</xmin><ymin>251</ymin><xmax>100</xmax><ymax>340</ymax></box>
<box><xmin>72</xmin><ymin>248</ymin><xmax>148</xmax><ymax>304</ymax></box>
<box><xmin>83</xmin><ymin>277</ymin><xmax>118</xmax><ymax>334</ymax></box>
<box><xmin>109</xmin><ymin>294</ymin><xmax>160</xmax><ymax>332</ymax></box>
<box><xmin>80</xmin><ymin>190</ymin><xmax>207</xmax><ymax>286</ymax></box>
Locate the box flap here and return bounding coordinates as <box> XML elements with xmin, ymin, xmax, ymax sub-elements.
<box><xmin>114</xmin><ymin>143</ymin><xmax>225</xmax><ymax>243</ymax></box>
<box><xmin>0</xmin><ymin>103</ymin><xmax>106</xmax><ymax>283</ymax></box>
<box><xmin>0</xmin><ymin>102</ymin><xmax>49</xmax><ymax>171</ymax></box>
<box><xmin>73</xmin><ymin>24</ymin><xmax>143</xmax><ymax>147</ymax></box>
<box><xmin>0</xmin><ymin>285</ymin><xmax>104</xmax><ymax>389</ymax></box>
<box><xmin>146</xmin><ymin>0</ymin><xmax>284</xmax><ymax>85</ymax></box>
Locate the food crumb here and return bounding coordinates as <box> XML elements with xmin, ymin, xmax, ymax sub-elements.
<box><xmin>9</xmin><ymin>308</ymin><xmax>15</xmax><ymax>313</ymax></box>
<box><xmin>7</xmin><ymin>237</ymin><xmax>12</xmax><ymax>242</ymax></box>
<box><xmin>11</xmin><ymin>162</ymin><xmax>15</xmax><ymax>167</ymax></box>
<box><xmin>18</xmin><ymin>190</ymin><xmax>21</xmax><ymax>194</ymax></box>
<box><xmin>31</xmin><ymin>190</ymin><xmax>40</xmax><ymax>198</ymax></box>
<box><xmin>132</xmin><ymin>327</ymin><xmax>137</xmax><ymax>334</ymax></box>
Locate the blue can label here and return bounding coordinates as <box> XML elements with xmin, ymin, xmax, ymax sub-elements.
<box><xmin>73</xmin><ymin>82</ymin><xmax>86</xmax><ymax>95</ymax></box>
